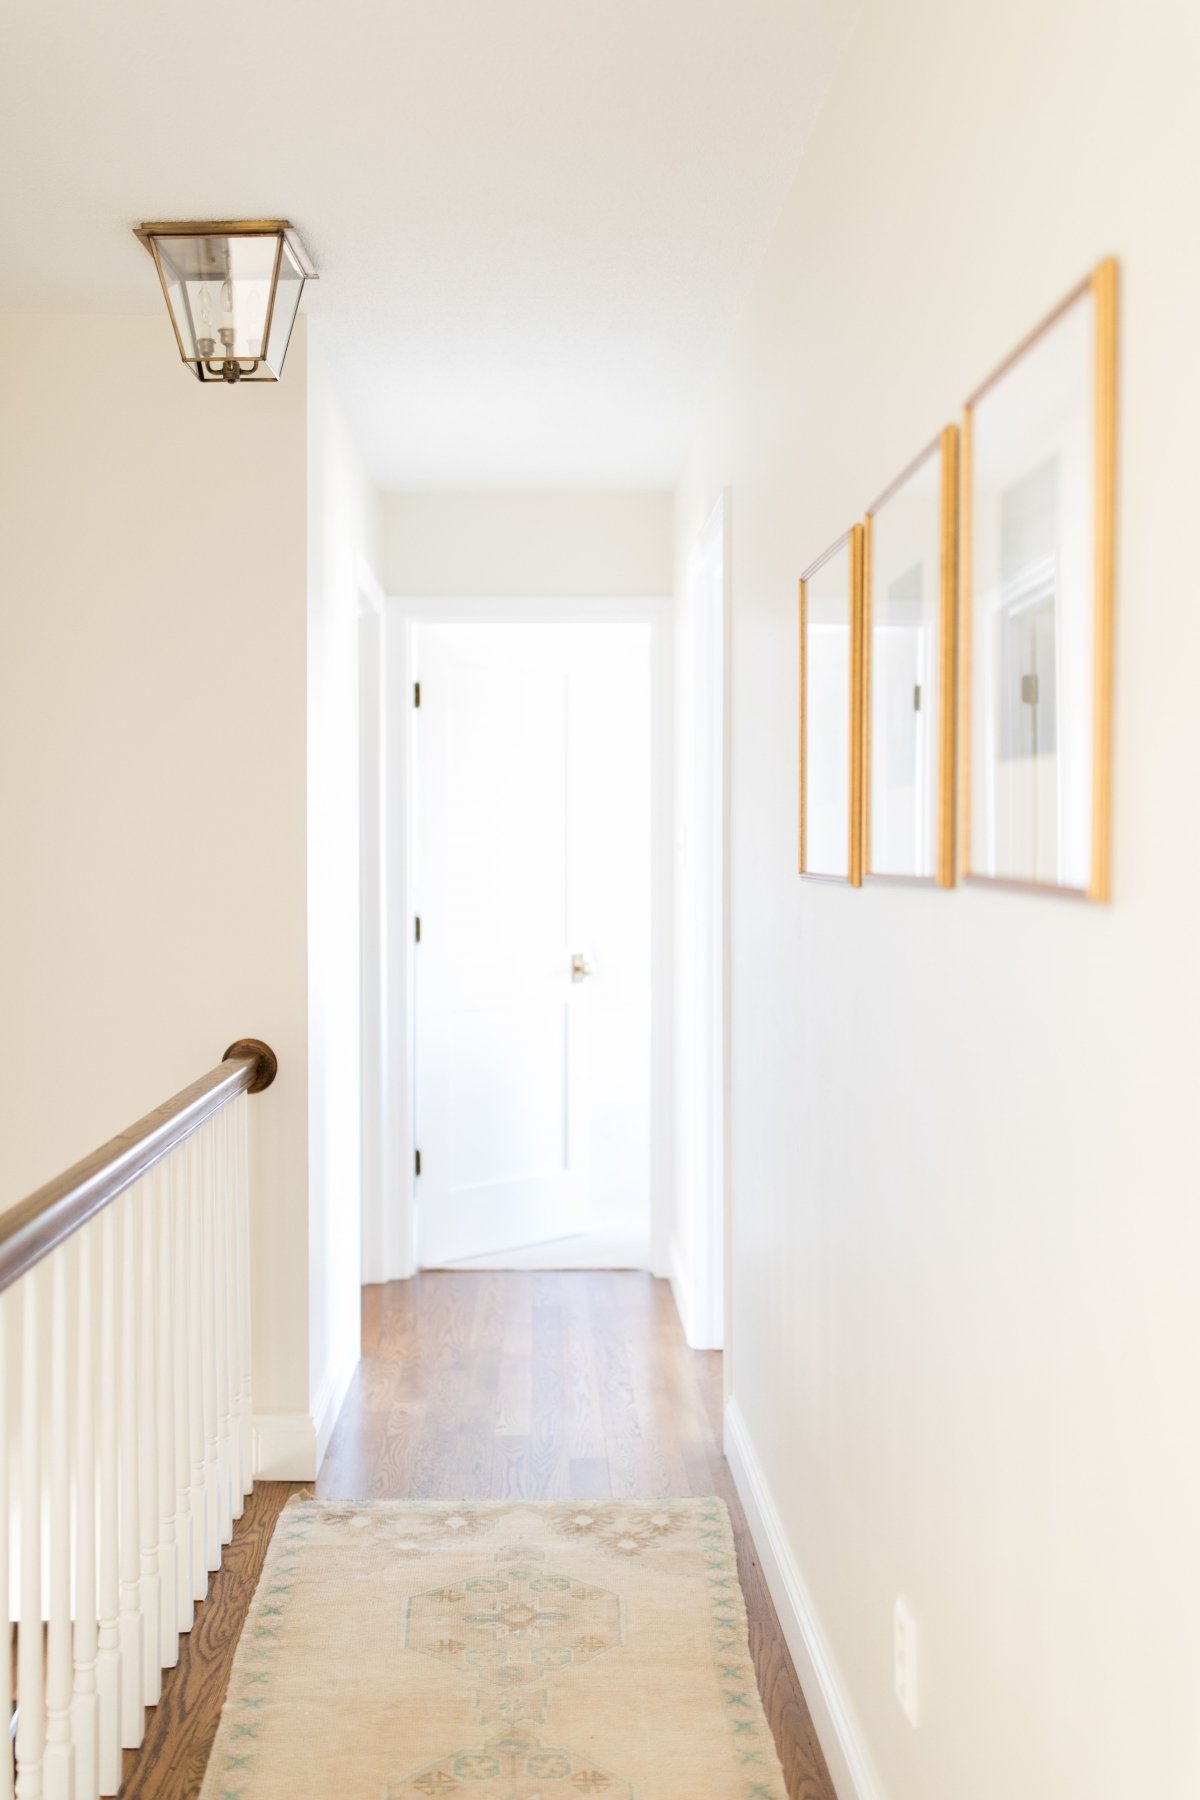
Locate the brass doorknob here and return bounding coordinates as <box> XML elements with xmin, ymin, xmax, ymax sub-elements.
<box><xmin>571</xmin><ymin>953</ymin><xmax>594</xmax><ymax>983</ymax></box>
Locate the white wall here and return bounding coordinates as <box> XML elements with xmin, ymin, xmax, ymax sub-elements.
<box><xmin>676</xmin><ymin>2</ymin><xmax>1200</xmax><ymax>1798</ymax></box>
<box><xmin>305</xmin><ymin>329</ymin><xmax>381</xmax><ymax>1464</ymax></box>
<box><xmin>381</xmin><ymin>491</ymin><xmax>672</xmax><ymax>597</ymax></box>
<box><xmin>0</xmin><ymin>314</ymin><xmax>311</xmax><ymax>1428</ymax></box>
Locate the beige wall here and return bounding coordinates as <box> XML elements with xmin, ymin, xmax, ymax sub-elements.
<box><xmin>0</xmin><ymin>313</ymin><xmax>311</xmax><ymax>1422</ymax></box>
<box><xmin>381</xmin><ymin>490</ymin><xmax>672</xmax><ymax>596</ymax></box>
<box><xmin>675</xmin><ymin>1</ymin><xmax>1200</xmax><ymax>1797</ymax></box>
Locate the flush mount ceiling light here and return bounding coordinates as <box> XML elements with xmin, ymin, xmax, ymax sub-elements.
<box><xmin>134</xmin><ymin>220</ymin><xmax>317</xmax><ymax>384</ymax></box>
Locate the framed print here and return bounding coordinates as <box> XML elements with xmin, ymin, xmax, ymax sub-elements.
<box><xmin>799</xmin><ymin>525</ymin><xmax>863</xmax><ymax>884</ymax></box>
<box><xmin>863</xmin><ymin>425</ymin><xmax>958</xmax><ymax>887</ymax></box>
<box><xmin>960</xmin><ymin>258</ymin><xmax>1117</xmax><ymax>899</ymax></box>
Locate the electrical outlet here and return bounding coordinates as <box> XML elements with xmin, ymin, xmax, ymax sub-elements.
<box><xmin>893</xmin><ymin>1594</ymin><xmax>919</xmax><ymax>1727</ymax></box>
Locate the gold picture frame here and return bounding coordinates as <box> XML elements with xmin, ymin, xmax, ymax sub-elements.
<box><xmin>862</xmin><ymin>425</ymin><xmax>959</xmax><ymax>888</ymax></box>
<box><xmin>959</xmin><ymin>258</ymin><xmax>1117</xmax><ymax>900</ymax></box>
<box><xmin>799</xmin><ymin>525</ymin><xmax>864</xmax><ymax>885</ymax></box>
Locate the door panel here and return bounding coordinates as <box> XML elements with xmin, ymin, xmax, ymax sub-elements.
<box><xmin>449</xmin><ymin>1004</ymin><xmax>569</xmax><ymax>1190</ymax></box>
<box><xmin>416</xmin><ymin>623</ymin><xmax>649</xmax><ymax>1266</ymax></box>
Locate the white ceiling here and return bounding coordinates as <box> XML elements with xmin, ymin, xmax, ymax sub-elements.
<box><xmin>0</xmin><ymin>0</ymin><xmax>852</xmax><ymax>489</ymax></box>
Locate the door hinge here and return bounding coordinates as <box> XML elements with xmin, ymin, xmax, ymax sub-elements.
<box><xmin>1020</xmin><ymin>673</ymin><xmax>1039</xmax><ymax>705</ymax></box>
<box><xmin>413</xmin><ymin>680</ymin><xmax>421</xmax><ymax>709</ymax></box>
<box><xmin>415</xmin><ymin>1148</ymin><xmax>422</xmax><ymax>1178</ymax></box>
<box><xmin>913</xmin><ymin>683</ymin><xmax>922</xmax><ymax>712</ymax></box>
<box><xmin>414</xmin><ymin>915</ymin><xmax>421</xmax><ymax>943</ymax></box>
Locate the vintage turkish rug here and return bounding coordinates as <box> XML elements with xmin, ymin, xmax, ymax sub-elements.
<box><xmin>200</xmin><ymin>1496</ymin><xmax>789</xmax><ymax>1799</ymax></box>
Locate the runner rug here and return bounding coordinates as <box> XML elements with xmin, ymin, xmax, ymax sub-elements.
<box><xmin>200</xmin><ymin>1496</ymin><xmax>789</xmax><ymax>1799</ymax></box>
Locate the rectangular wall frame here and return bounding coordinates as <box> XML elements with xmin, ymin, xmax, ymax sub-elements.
<box><xmin>862</xmin><ymin>425</ymin><xmax>959</xmax><ymax>888</ymax></box>
<box><xmin>959</xmin><ymin>258</ymin><xmax>1117</xmax><ymax>900</ymax></box>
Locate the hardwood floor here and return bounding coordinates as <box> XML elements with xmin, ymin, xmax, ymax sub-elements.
<box><xmin>118</xmin><ymin>1481</ymin><xmax>302</xmax><ymax>1798</ymax></box>
<box><xmin>120</xmin><ymin>1271</ymin><xmax>836</xmax><ymax>1800</ymax></box>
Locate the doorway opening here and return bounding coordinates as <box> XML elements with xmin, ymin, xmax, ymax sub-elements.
<box><xmin>362</xmin><ymin>598</ymin><xmax>671</xmax><ymax>1281</ymax></box>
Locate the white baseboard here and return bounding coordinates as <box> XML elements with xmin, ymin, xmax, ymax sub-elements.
<box><xmin>313</xmin><ymin>1345</ymin><xmax>359</xmax><ymax>1470</ymax></box>
<box><xmin>668</xmin><ymin>1235</ymin><xmax>725</xmax><ymax>1351</ymax></box>
<box><xmin>252</xmin><ymin>1348</ymin><xmax>358</xmax><ymax>1482</ymax></box>
<box><xmin>252</xmin><ymin>1411</ymin><xmax>317</xmax><ymax>1481</ymax></box>
<box><xmin>724</xmin><ymin>1397</ymin><xmax>885</xmax><ymax>1800</ymax></box>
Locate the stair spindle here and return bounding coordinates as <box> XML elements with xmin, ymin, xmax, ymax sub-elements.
<box><xmin>44</xmin><ymin>1252</ymin><xmax>75</xmax><ymax>1800</ymax></box>
<box><xmin>155</xmin><ymin>1172</ymin><xmax>177</xmax><ymax>1671</ymax></box>
<box><xmin>186</xmin><ymin>1132</ymin><xmax>207</xmax><ymax>1604</ymax></box>
<box><xmin>172</xmin><ymin>1149</ymin><xmax>194</xmax><ymax>1635</ymax></box>
<box><xmin>213</xmin><ymin>1115</ymin><xmax>233</xmax><ymax>1548</ymax></box>
<box><xmin>16</xmin><ymin>1268</ymin><xmax>45</xmax><ymax>1798</ymax></box>
<box><xmin>135</xmin><ymin>1182</ymin><xmax>160</xmax><ymax>1704</ymax></box>
<box><xmin>69</xmin><ymin>1233</ymin><xmax>99</xmax><ymax>1800</ymax></box>
<box><xmin>94</xmin><ymin>1213</ymin><xmax>120</xmax><ymax>1795</ymax></box>
<box><xmin>236</xmin><ymin>1097</ymin><xmax>254</xmax><ymax>1497</ymax></box>
<box><xmin>117</xmin><ymin>1192</ymin><xmax>143</xmax><ymax>1752</ymax></box>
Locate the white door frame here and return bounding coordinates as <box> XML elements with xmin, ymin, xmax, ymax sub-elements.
<box><xmin>681</xmin><ymin>491</ymin><xmax>731</xmax><ymax>1351</ymax></box>
<box><xmin>357</xmin><ymin>556</ymin><xmax>390</xmax><ymax>1282</ymax></box>
<box><xmin>361</xmin><ymin>594</ymin><xmax>673</xmax><ymax>1282</ymax></box>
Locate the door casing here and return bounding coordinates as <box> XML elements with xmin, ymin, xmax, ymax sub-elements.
<box><xmin>360</xmin><ymin>594</ymin><xmax>673</xmax><ymax>1282</ymax></box>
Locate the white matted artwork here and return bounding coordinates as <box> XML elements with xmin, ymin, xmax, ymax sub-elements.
<box><xmin>961</xmin><ymin>259</ymin><xmax>1117</xmax><ymax>899</ymax></box>
<box><xmin>863</xmin><ymin>426</ymin><xmax>958</xmax><ymax>886</ymax></box>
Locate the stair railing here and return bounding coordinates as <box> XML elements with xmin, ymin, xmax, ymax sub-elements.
<box><xmin>0</xmin><ymin>1038</ymin><xmax>277</xmax><ymax>1800</ymax></box>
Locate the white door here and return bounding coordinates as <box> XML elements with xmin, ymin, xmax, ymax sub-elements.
<box><xmin>414</xmin><ymin>621</ymin><xmax>651</xmax><ymax>1266</ymax></box>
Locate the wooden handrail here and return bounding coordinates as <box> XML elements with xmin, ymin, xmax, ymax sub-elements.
<box><xmin>0</xmin><ymin>1037</ymin><xmax>277</xmax><ymax>1297</ymax></box>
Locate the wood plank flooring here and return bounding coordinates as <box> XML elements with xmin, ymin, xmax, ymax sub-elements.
<box><xmin>121</xmin><ymin>1271</ymin><xmax>836</xmax><ymax>1800</ymax></box>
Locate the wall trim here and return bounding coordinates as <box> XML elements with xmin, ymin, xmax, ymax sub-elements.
<box><xmin>252</xmin><ymin>1349</ymin><xmax>358</xmax><ymax>1482</ymax></box>
<box><xmin>313</xmin><ymin>1346</ymin><xmax>359</xmax><ymax>1470</ymax></box>
<box><xmin>252</xmin><ymin>1411</ymin><xmax>317</xmax><ymax>1481</ymax></box>
<box><xmin>668</xmin><ymin>1234</ymin><xmax>694</xmax><ymax>1345</ymax></box>
<box><xmin>724</xmin><ymin>1397</ymin><xmax>885</xmax><ymax>1800</ymax></box>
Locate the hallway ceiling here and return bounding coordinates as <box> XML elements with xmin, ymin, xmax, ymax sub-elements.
<box><xmin>0</xmin><ymin>0</ymin><xmax>854</xmax><ymax>489</ymax></box>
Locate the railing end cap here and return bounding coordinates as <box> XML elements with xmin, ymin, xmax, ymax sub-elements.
<box><xmin>223</xmin><ymin>1038</ymin><xmax>278</xmax><ymax>1094</ymax></box>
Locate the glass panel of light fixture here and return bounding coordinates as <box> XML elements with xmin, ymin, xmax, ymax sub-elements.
<box><xmin>153</xmin><ymin>233</ymin><xmax>280</xmax><ymax>366</ymax></box>
<box><xmin>263</xmin><ymin>241</ymin><xmax>306</xmax><ymax>376</ymax></box>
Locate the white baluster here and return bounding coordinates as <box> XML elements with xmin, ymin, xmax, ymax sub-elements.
<box><xmin>187</xmin><ymin>1135</ymin><xmax>207</xmax><ymax>1604</ymax></box>
<box><xmin>94</xmin><ymin>1212</ymin><xmax>121</xmax><ymax>1793</ymax></box>
<box><xmin>16</xmin><ymin>1266</ymin><xmax>45</xmax><ymax>1798</ymax></box>
<box><xmin>172</xmin><ymin>1148</ymin><xmax>194</xmax><ymax>1635</ymax></box>
<box><xmin>0</xmin><ymin>1291</ymin><xmax>12</xmax><ymax>1800</ymax></box>
<box><xmin>237</xmin><ymin>1095</ymin><xmax>254</xmax><ymax>1495</ymax></box>
<box><xmin>156</xmin><ymin>1161</ymin><xmax>177</xmax><ymax>1671</ymax></box>
<box><xmin>213</xmin><ymin>1117</ymin><xmax>233</xmax><ymax>1547</ymax></box>
<box><xmin>200</xmin><ymin>1128</ymin><xmax>219</xmax><ymax>1574</ymax></box>
<box><xmin>137</xmin><ymin>1180</ymin><xmax>160</xmax><ymax>1701</ymax></box>
<box><xmin>117</xmin><ymin>1194</ymin><xmax>143</xmax><ymax>1751</ymax></box>
<box><xmin>224</xmin><ymin>1106</ymin><xmax>243</xmax><ymax>1520</ymax></box>
<box><xmin>43</xmin><ymin>1255</ymin><xmax>75</xmax><ymax>1800</ymax></box>
<box><xmin>69</xmin><ymin>1234</ymin><xmax>98</xmax><ymax>1800</ymax></box>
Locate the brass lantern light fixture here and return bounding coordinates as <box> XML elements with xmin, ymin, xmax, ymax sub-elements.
<box><xmin>134</xmin><ymin>220</ymin><xmax>317</xmax><ymax>384</ymax></box>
